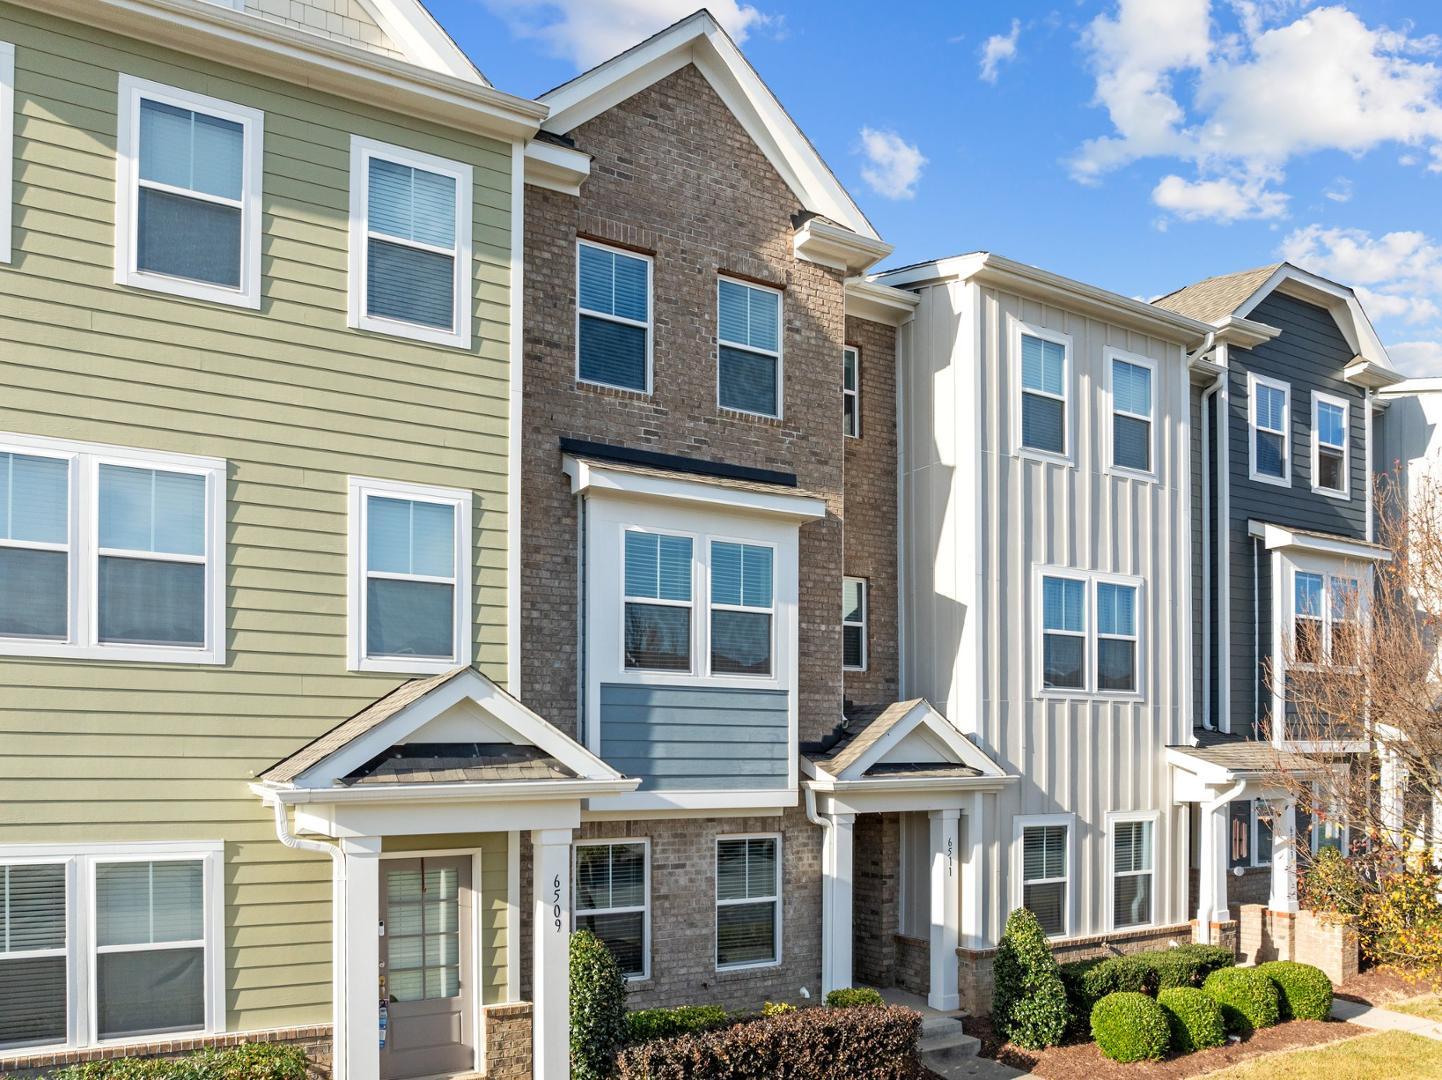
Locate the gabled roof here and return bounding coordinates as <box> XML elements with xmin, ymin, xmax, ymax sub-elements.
<box><xmin>1151</xmin><ymin>265</ymin><xmax>1281</xmax><ymax>324</ymax></box>
<box><xmin>354</xmin><ymin>0</ymin><xmax>489</xmax><ymax>84</ymax></box>
<box><xmin>803</xmin><ymin>699</ymin><xmax>1011</xmax><ymax>787</ymax></box>
<box><xmin>536</xmin><ymin>10</ymin><xmax>879</xmax><ymax>242</ymax></box>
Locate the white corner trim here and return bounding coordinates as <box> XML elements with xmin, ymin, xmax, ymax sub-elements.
<box><xmin>507</xmin><ymin>140</ymin><xmax>524</xmax><ymax>692</ymax></box>
<box><xmin>0</xmin><ymin>41</ymin><xmax>13</xmax><ymax>266</ymax></box>
<box><xmin>114</xmin><ymin>74</ymin><xmax>263</xmax><ymax>309</ymax></box>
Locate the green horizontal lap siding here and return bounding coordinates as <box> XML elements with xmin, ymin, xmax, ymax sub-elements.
<box><xmin>0</xmin><ymin>4</ymin><xmax>515</xmax><ymax>1032</ymax></box>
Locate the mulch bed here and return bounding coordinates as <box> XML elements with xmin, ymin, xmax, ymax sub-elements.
<box><xmin>1335</xmin><ymin>966</ymin><xmax>1438</xmax><ymax>1007</ymax></box>
<box><xmin>965</xmin><ymin>1014</ymin><xmax>1362</xmax><ymax>1079</ymax></box>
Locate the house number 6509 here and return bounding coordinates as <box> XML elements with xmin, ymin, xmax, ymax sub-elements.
<box><xmin>552</xmin><ymin>874</ymin><xmax>563</xmax><ymax>932</ymax></box>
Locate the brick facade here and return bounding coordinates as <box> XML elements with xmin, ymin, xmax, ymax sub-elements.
<box><xmin>852</xmin><ymin>812</ymin><xmax>900</xmax><ymax>988</ymax></box>
<box><xmin>482</xmin><ymin>1003</ymin><xmax>533</xmax><ymax>1080</ymax></box>
<box><xmin>1237</xmin><ymin>904</ymin><xmax>1359</xmax><ymax>985</ymax></box>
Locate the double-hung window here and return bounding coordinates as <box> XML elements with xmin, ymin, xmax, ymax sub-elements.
<box><xmin>718</xmin><ymin>277</ymin><xmax>782</xmax><ymax>417</ymax></box>
<box><xmin>842</xmin><ymin>576</ymin><xmax>867</xmax><ymax>671</ymax></box>
<box><xmin>843</xmin><ymin>346</ymin><xmax>860</xmax><ymax>437</ymax></box>
<box><xmin>1249</xmin><ymin>373</ymin><xmax>1291</xmax><ymax>484</ymax></box>
<box><xmin>349</xmin><ymin>478</ymin><xmax>471</xmax><ymax>673</ymax></box>
<box><xmin>1294</xmin><ymin>571</ymin><xmax>1324</xmax><ymax>666</ymax></box>
<box><xmin>0</xmin><ymin>862</ymin><xmax>67</xmax><ymax>1050</ymax></box>
<box><xmin>1096</xmin><ymin>582</ymin><xmax>1138</xmax><ymax>692</ymax></box>
<box><xmin>574</xmin><ymin>841</ymin><xmax>649</xmax><ymax>980</ymax></box>
<box><xmin>715</xmin><ymin>836</ymin><xmax>780</xmax><ymax>969</ymax></box>
<box><xmin>116</xmin><ymin>76</ymin><xmax>262</xmax><ymax>307</ymax></box>
<box><xmin>1019</xmin><ymin>328</ymin><xmax>1068</xmax><ymax>456</ymax></box>
<box><xmin>1019</xmin><ymin>821</ymin><xmax>1069</xmax><ymax>937</ymax></box>
<box><xmin>0</xmin><ymin>435</ymin><xmax>224</xmax><ymax>663</ymax></box>
<box><xmin>577</xmin><ymin>241</ymin><xmax>651</xmax><ymax>391</ymax></box>
<box><xmin>1292</xmin><ymin>570</ymin><xmax>1360</xmax><ymax>668</ymax></box>
<box><xmin>709</xmin><ymin>541</ymin><xmax>773</xmax><ymax>676</ymax></box>
<box><xmin>623</xmin><ymin>530</ymin><xmax>693</xmax><ymax>672</ymax></box>
<box><xmin>1038</xmin><ymin>569</ymin><xmax>1142</xmax><ymax>695</ymax></box>
<box><xmin>0</xmin><ymin>41</ymin><xmax>13</xmax><ymax>265</ymax></box>
<box><xmin>1110</xmin><ymin>815</ymin><xmax>1154</xmax><ymax>930</ymax></box>
<box><xmin>350</xmin><ymin>137</ymin><xmax>472</xmax><ymax>348</ymax></box>
<box><xmin>1110</xmin><ymin>354</ymin><xmax>1154</xmax><ymax>474</ymax></box>
<box><xmin>1041</xmin><ymin>575</ymin><xmax>1086</xmax><ymax>690</ymax></box>
<box><xmin>1312</xmin><ymin>392</ymin><xmax>1349</xmax><ymax>496</ymax></box>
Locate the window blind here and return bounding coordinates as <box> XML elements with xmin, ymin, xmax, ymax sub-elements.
<box><xmin>0</xmin><ymin>452</ymin><xmax>68</xmax><ymax>640</ymax></box>
<box><xmin>0</xmin><ymin>864</ymin><xmax>66</xmax><ymax>1049</ymax></box>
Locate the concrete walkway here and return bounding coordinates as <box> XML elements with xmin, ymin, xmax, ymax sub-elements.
<box><xmin>1331</xmin><ymin>996</ymin><xmax>1442</xmax><ymax>1040</ymax></box>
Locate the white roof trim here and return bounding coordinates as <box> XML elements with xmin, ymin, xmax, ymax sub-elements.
<box><xmin>1247</xmin><ymin>520</ymin><xmax>1392</xmax><ymax>562</ymax></box>
<box><xmin>524</xmin><ymin>139</ymin><xmax>591</xmax><ymax>195</ymax></box>
<box><xmin>353</xmin><ymin>0</ymin><xmax>486</xmax><ymax>83</ymax></box>
<box><xmin>275</xmin><ymin>668</ymin><xmax>629</xmax><ymax>790</ymax></box>
<box><xmin>845</xmin><ymin>278</ymin><xmax>918</xmax><ymax>326</ymax></box>
<box><xmin>562</xmin><ymin>455</ymin><xmax>827</xmax><ymax>521</ymax></box>
<box><xmin>537</xmin><ymin>11</ymin><xmax>877</xmax><ymax>240</ymax></box>
<box><xmin>813</xmin><ymin>701</ymin><xmax>1011</xmax><ymax>784</ymax></box>
<box><xmin>1235</xmin><ymin>264</ymin><xmax>1396</xmax><ymax>373</ymax></box>
<box><xmin>793</xmin><ymin>219</ymin><xmax>892</xmax><ymax>275</ymax></box>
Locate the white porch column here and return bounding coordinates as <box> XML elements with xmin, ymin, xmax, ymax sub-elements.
<box><xmin>1196</xmin><ymin>803</ymin><xmax>1230</xmax><ymax>941</ymax></box>
<box><xmin>1269</xmin><ymin>799</ymin><xmax>1299</xmax><ymax>914</ymax></box>
<box><xmin>1380</xmin><ymin>746</ymin><xmax>1407</xmax><ymax>846</ymax></box>
<box><xmin>533</xmin><ymin>828</ymin><xmax>573</xmax><ymax>1080</ymax></box>
<box><xmin>961</xmin><ymin>792</ymin><xmax>986</xmax><ymax>950</ymax></box>
<box><xmin>821</xmin><ymin>813</ymin><xmax>855</xmax><ymax>996</ymax></box>
<box><xmin>341</xmin><ymin>836</ymin><xmax>382</xmax><ymax>1080</ymax></box>
<box><xmin>928</xmin><ymin>808</ymin><xmax>961</xmax><ymax>1011</ymax></box>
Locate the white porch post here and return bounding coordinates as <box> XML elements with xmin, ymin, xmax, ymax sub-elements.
<box><xmin>533</xmin><ymin>828</ymin><xmax>573</xmax><ymax>1080</ymax></box>
<box><xmin>341</xmin><ymin>836</ymin><xmax>382</xmax><ymax>1080</ymax></box>
<box><xmin>961</xmin><ymin>792</ymin><xmax>986</xmax><ymax>949</ymax></box>
<box><xmin>1196</xmin><ymin>803</ymin><xmax>1229</xmax><ymax>941</ymax></box>
<box><xmin>1269</xmin><ymin>799</ymin><xmax>1299</xmax><ymax>914</ymax></box>
<box><xmin>822</xmin><ymin>813</ymin><xmax>855</xmax><ymax>996</ymax></box>
<box><xmin>928</xmin><ymin>808</ymin><xmax>961</xmax><ymax>1011</ymax></box>
<box><xmin>1380</xmin><ymin>745</ymin><xmax>1407</xmax><ymax>846</ymax></box>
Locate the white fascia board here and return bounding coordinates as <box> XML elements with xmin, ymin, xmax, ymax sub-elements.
<box><xmin>562</xmin><ymin>456</ymin><xmax>827</xmax><ymax>521</ymax></box>
<box><xmin>793</xmin><ymin>219</ymin><xmax>892</xmax><ymax>275</ymax></box>
<box><xmin>845</xmin><ymin>278</ymin><xmax>918</xmax><ymax>326</ymax></box>
<box><xmin>524</xmin><ymin>139</ymin><xmax>591</xmax><ymax>195</ymax></box>
<box><xmin>1212</xmin><ymin>315</ymin><xmax>1281</xmax><ymax>350</ymax></box>
<box><xmin>256</xmin><ymin>778</ymin><xmax>639</xmax><ymax>807</ymax></box>
<box><xmin>1246</xmin><ymin>520</ymin><xmax>1392</xmax><ymax>562</ymax></box>
<box><xmin>838</xmin><ymin>702</ymin><xmax>1010</xmax><ymax>782</ymax></box>
<box><xmin>353</xmin><ymin>0</ymin><xmax>486</xmax><ymax>84</ymax></box>
<box><xmin>586</xmin><ymin>789</ymin><xmax>798</xmax><ymax>814</ymax></box>
<box><xmin>32</xmin><ymin>0</ymin><xmax>545</xmax><ymax>140</ymax></box>
<box><xmin>1344</xmin><ymin>358</ymin><xmax>1407</xmax><ymax>390</ymax></box>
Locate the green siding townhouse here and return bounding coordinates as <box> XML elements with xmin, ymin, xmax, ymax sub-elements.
<box><xmin>0</xmin><ymin>3</ymin><xmax>634</xmax><ymax>1079</ymax></box>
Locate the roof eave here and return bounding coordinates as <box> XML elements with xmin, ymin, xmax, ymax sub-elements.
<box><xmin>252</xmin><ymin>777</ymin><xmax>641</xmax><ymax>805</ymax></box>
<box><xmin>845</xmin><ymin>278</ymin><xmax>918</xmax><ymax>327</ymax></box>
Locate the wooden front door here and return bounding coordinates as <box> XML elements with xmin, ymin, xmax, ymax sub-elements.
<box><xmin>379</xmin><ymin>857</ymin><xmax>474</xmax><ymax>1080</ymax></box>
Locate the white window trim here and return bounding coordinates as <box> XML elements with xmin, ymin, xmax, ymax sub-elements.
<box><xmin>1105</xmin><ymin>348</ymin><xmax>1157</xmax><ymax>481</ymax></box>
<box><xmin>0</xmin><ymin>842</ymin><xmax>223</xmax><ymax>1057</ymax></box>
<box><xmin>348</xmin><ymin>135</ymin><xmax>473</xmax><ymax>350</ymax></box>
<box><xmin>114</xmin><ymin>75</ymin><xmax>263</xmax><ymax>309</ymax></box>
<box><xmin>843</xmin><ymin>345</ymin><xmax>860</xmax><ymax>438</ymax></box>
<box><xmin>0</xmin><ymin>432</ymin><xmax>225</xmax><ymax>664</ymax></box>
<box><xmin>706</xmin><ymin>535</ymin><xmax>777</xmax><ymax>680</ymax></box>
<box><xmin>575</xmin><ymin>240</ymin><xmax>653</xmax><ymax>393</ymax></box>
<box><xmin>621</xmin><ymin>525</ymin><xmax>698</xmax><ymax>676</ymax></box>
<box><xmin>1013</xmin><ymin>814</ymin><xmax>1074</xmax><ymax>940</ymax></box>
<box><xmin>714</xmin><ymin>832</ymin><xmax>782</xmax><ymax>971</ymax></box>
<box><xmin>1311</xmin><ymin>390</ymin><xmax>1350</xmax><ymax>500</ymax></box>
<box><xmin>0</xmin><ymin>41</ymin><xmax>14</xmax><ymax>266</ymax></box>
<box><xmin>716</xmin><ymin>276</ymin><xmax>784</xmax><ymax>420</ymax></box>
<box><xmin>842</xmin><ymin>575</ymin><xmax>867</xmax><ymax>672</ymax></box>
<box><xmin>1105</xmin><ymin>810</ymin><xmax>1159</xmax><ymax>932</ymax></box>
<box><xmin>347</xmin><ymin>475</ymin><xmax>472</xmax><ymax>674</ymax></box>
<box><xmin>1248</xmin><ymin>372</ymin><xmax>1292</xmax><ymax>487</ymax></box>
<box><xmin>1032</xmin><ymin>565</ymin><xmax>1145</xmax><ymax>700</ymax></box>
<box><xmin>1012</xmin><ymin>319</ymin><xmax>1074</xmax><ymax>465</ymax></box>
<box><xmin>572</xmin><ymin>838</ymin><xmax>651</xmax><ymax>982</ymax></box>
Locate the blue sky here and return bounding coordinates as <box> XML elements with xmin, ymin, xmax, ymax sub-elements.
<box><xmin>430</xmin><ymin>0</ymin><xmax>1442</xmax><ymax>376</ymax></box>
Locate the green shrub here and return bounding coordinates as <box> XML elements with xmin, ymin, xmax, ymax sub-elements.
<box><xmin>1058</xmin><ymin>958</ymin><xmax>1105</xmax><ymax>1038</ymax></box>
<box><xmin>1089</xmin><ymin>992</ymin><xmax>1171</xmax><ymax>1063</ymax></box>
<box><xmin>1257</xmin><ymin>961</ymin><xmax>1333</xmax><ymax>1021</ymax></box>
<box><xmin>625</xmin><ymin>1005</ymin><xmax>731</xmax><ymax>1044</ymax></box>
<box><xmin>992</xmin><ymin>908</ymin><xmax>1070</xmax><ymax>1049</ymax></box>
<box><xmin>571</xmin><ymin>929</ymin><xmax>628</xmax><ymax>1080</ymax></box>
<box><xmin>1202</xmin><ymin>967</ymin><xmax>1280</xmax><ymax>1035</ymax></box>
<box><xmin>763</xmin><ymin>1001</ymin><xmax>795</xmax><ymax>1016</ymax></box>
<box><xmin>1300</xmin><ymin>847</ymin><xmax>1365</xmax><ymax>917</ymax></box>
<box><xmin>826</xmin><ymin>987</ymin><xmax>886</xmax><ymax>1009</ymax></box>
<box><xmin>1151</xmin><ymin>945</ymin><xmax>1236</xmax><ymax>989</ymax></box>
<box><xmin>1058</xmin><ymin>945</ymin><xmax>1234</xmax><ymax>1036</ymax></box>
<box><xmin>49</xmin><ymin>1043</ymin><xmax>308</xmax><ymax>1080</ymax></box>
<box><xmin>615</xmin><ymin>1003</ymin><xmax>922</xmax><ymax>1079</ymax></box>
<box><xmin>1157</xmin><ymin>987</ymin><xmax>1226</xmax><ymax>1053</ymax></box>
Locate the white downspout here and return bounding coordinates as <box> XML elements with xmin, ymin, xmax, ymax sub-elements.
<box><xmin>270</xmin><ymin>796</ymin><xmax>347</xmax><ymax>1078</ymax></box>
<box><xmin>804</xmin><ymin>785</ymin><xmax>834</xmax><ymax>995</ymax></box>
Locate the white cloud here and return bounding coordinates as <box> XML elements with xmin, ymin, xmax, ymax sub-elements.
<box><xmin>856</xmin><ymin>127</ymin><xmax>927</xmax><ymax>200</ymax></box>
<box><xmin>479</xmin><ymin>0</ymin><xmax>772</xmax><ymax>68</ymax></box>
<box><xmin>1153</xmin><ymin>174</ymin><xmax>1288</xmax><ymax>222</ymax></box>
<box><xmin>1323</xmin><ymin>177</ymin><xmax>1353</xmax><ymax>203</ymax></box>
<box><xmin>1075</xmin><ymin>2</ymin><xmax>1442</xmax><ymax>222</ymax></box>
<box><xmin>979</xmin><ymin>20</ymin><xmax>1021</xmax><ymax>83</ymax></box>
<box><xmin>1387</xmin><ymin>341</ymin><xmax>1442</xmax><ymax>377</ymax></box>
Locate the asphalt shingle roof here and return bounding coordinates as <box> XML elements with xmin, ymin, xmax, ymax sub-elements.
<box><xmin>1152</xmin><ymin>264</ymin><xmax>1280</xmax><ymax>323</ymax></box>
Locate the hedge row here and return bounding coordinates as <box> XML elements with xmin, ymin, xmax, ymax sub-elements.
<box><xmin>1060</xmin><ymin>944</ymin><xmax>1235</xmax><ymax>1034</ymax></box>
<box><xmin>49</xmin><ymin>1045</ymin><xmax>308</xmax><ymax>1080</ymax></box>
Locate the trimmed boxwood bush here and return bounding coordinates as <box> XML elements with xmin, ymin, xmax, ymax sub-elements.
<box><xmin>827</xmin><ymin>987</ymin><xmax>886</xmax><ymax>1009</ymax></box>
<box><xmin>1257</xmin><ymin>961</ymin><xmax>1334</xmax><ymax>1021</ymax></box>
<box><xmin>1089</xmin><ymin>992</ymin><xmax>1171</xmax><ymax>1063</ymax></box>
<box><xmin>50</xmin><ymin>1044</ymin><xmax>308</xmax><ymax>1080</ymax></box>
<box><xmin>571</xmin><ymin>929</ymin><xmax>628</xmax><ymax>1080</ymax></box>
<box><xmin>1152</xmin><ymin>945</ymin><xmax>1236</xmax><ymax>989</ymax></box>
<box><xmin>1058</xmin><ymin>958</ymin><xmax>1105</xmax><ymax>1038</ymax></box>
<box><xmin>615</xmin><ymin>1003</ymin><xmax>922</xmax><ymax>1079</ymax></box>
<box><xmin>1157</xmin><ymin>987</ymin><xmax>1226</xmax><ymax>1053</ymax></box>
<box><xmin>1202</xmin><ymin>967</ymin><xmax>1281</xmax><ymax>1035</ymax></box>
<box><xmin>1058</xmin><ymin>944</ymin><xmax>1235</xmax><ymax>1036</ymax></box>
<box><xmin>625</xmin><ymin>1005</ymin><xmax>732</xmax><ymax>1044</ymax></box>
<box><xmin>992</xmin><ymin>908</ymin><xmax>1070</xmax><ymax>1049</ymax></box>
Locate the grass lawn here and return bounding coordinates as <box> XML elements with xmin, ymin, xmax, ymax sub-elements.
<box><xmin>1391</xmin><ymin>995</ymin><xmax>1442</xmax><ymax>1022</ymax></box>
<box><xmin>1200</xmin><ymin>1031</ymin><xmax>1442</xmax><ymax>1078</ymax></box>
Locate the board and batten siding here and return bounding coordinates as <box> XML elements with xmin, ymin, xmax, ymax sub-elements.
<box><xmin>900</xmin><ymin>278</ymin><xmax>1193</xmax><ymax>943</ymax></box>
<box><xmin>1225</xmin><ymin>292</ymin><xmax>1369</xmax><ymax>730</ymax></box>
<box><xmin>0</xmin><ymin>3</ymin><xmax>515</xmax><ymax>1032</ymax></box>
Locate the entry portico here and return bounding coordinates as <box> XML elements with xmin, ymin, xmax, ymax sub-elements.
<box><xmin>802</xmin><ymin>700</ymin><xmax>1014</xmax><ymax>1011</ymax></box>
<box><xmin>252</xmin><ymin>667</ymin><xmax>638</xmax><ymax>1080</ymax></box>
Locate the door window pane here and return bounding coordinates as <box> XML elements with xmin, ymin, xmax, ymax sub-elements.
<box><xmin>385</xmin><ymin>863</ymin><xmax>462</xmax><ymax>1004</ymax></box>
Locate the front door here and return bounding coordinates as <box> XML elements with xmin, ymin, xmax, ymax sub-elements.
<box><xmin>380</xmin><ymin>857</ymin><xmax>474</xmax><ymax>1080</ymax></box>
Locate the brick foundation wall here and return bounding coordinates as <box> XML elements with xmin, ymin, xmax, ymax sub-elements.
<box><xmin>1237</xmin><ymin>904</ymin><xmax>1358</xmax><ymax>985</ymax></box>
<box><xmin>895</xmin><ymin>935</ymin><xmax>929</xmax><ymax>998</ymax></box>
<box><xmin>0</xmin><ymin>1026</ymin><xmax>333</xmax><ymax>1079</ymax></box>
<box><xmin>853</xmin><ymin>812</ymin><xmax>899</xmax><ymax>987</ymax></box>
<box><xmin>483</xmin><ymin>1003</ymin><xmax>533</xmax><ymax>1080</ymax></box>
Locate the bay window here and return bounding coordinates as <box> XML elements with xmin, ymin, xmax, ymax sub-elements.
<box><xmin>718</xmin><ymin>277</ymin><xmax>782</xmax><ymax>417</ymax></box>
<box><xmin>623</xmin><ymin>530</ymin><xmax>694</xmax><ymax>672</ymax></box>
<box><xmin>1291</xmin><ymin>570</ymin><xmax>1360</xmax><ymax>668</ymax></box>
<box><xmin>709</xmin><ymin>541</ymin><xmax>773</xmax><ymax>676</ymax></box>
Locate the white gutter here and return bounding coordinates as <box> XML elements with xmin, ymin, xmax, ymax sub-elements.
<box><xmin>257</xmin><ymin>777</ymin><xmax>639</xmax><ymax>805</ymax></box>
<box><xmin>803</xmin><ymin>785</ymin><xmax>834</xmax><ymax>996</ymax></box>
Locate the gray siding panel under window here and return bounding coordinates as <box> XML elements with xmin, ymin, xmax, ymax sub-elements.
<box><xmin>599</xmin><ymin>683</ymin><xmax>790</xmax><ymax>791</ymax></box>
<box><xmin>1226</xmin><ymin>291</ymin><xmax>1368</xmax><ymax>732</ymax></box>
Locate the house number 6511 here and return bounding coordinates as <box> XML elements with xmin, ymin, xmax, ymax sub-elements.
<box><xmin>946</xmin><ymin>837</ymin><xmax>954</xmax><ymax>877</ymax></box>
<box><xmin>552</xmin><ymin>874</ymin><xmax>563</xmax><ymax>932</ymax></box>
